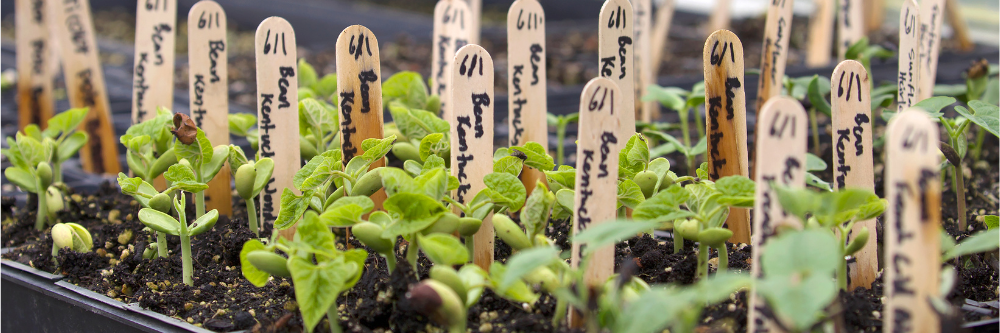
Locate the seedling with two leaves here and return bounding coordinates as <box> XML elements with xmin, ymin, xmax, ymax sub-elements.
<box><xmin>642</xmin><ymin>82</ymin><xmax>707</xmax><ymax>174</ymax></box>
<box><xmin>137</xmin><ymin>191</ymin><xmax>219</xmax><ymax>286</ymax></box>
<box><xmin>50</xmin><ymin>222</ymin><xmax>93</xmax><ymax>265</ymax></box>
<box><xmin>227</xmin><ymin>145</ymin><xmax>274</xmax><ymax>236</ymax></box>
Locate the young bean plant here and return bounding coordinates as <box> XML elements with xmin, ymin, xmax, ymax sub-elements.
<box><xmin>137</xmin><ymin>191</ymin><xmax>219</xmax><ymax>286</ymax></box>
<box><xmin>227</xmin><ymin>145</ymin><xmax>274</xmax><ymax>236</ymax></box>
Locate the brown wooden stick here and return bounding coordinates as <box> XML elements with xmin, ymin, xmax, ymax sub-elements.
<box><xmin>703</xmin><ymin>30</ymin><xmax>750</xmax><ymax>244</ymax></box>
<box><xmin>633</xmin><ymin>0</ymin><xmax>653</xmax><ymax>123</ymax></box>
<box><xmin>864</xmin><ymin>0</ymin><xmax>885</xmax><ymax>33</ymax></box>
<box><xmin>708</xmin><ymin>0</ymin><xmax>730</xmax><ymax>33</ymax></box>
<box><xmin>432</xmin><ymin>0</ymin><xmax>472</xmax><ymax>120</ymax></box>
<box><xmin>884</xmin><ymin>109</ymin><xmax>942</xmax><ymax>333</ymax></box>
<box><xmin>755</xmin><ymin>0</ymin><xmax>795</xmax><ymax>115</ymax></box>
<box><xmin>507</xmin><ymin>0</ymin><xmax>548</xmax><ymax>196</ymax></box>
<box><xmin>449</xmin><ymin>44</ymin><xmax>495</xmax><ymax>270</ymax></box>
<box><xmin>51</xmin><ymin>0</ymin><xmax>120</xmax><ymax>175</ymax></box>
<box><xmin>599</xmin><ymin>0</ymin><xmax>635</xmax><ymax>140</ymax></box>
<box><xmin>747</xmin><ymin>96</ymin><xmax>808</xmax><ymax>333</ymax></box>
<box><xmin>806</xmin><ymin>0</ymin><xmax>835</xmax><ymax>67</ymax></box>
<box><xmin>16</xmin><ymin>0</ymin><xmax>55</xmax><ymax>130</ymax></box>
<box><xmin>648</xmin><ymin>0</ymin><xmax>676</xmax><ymax>109</ymax></box>
<box><xmin>188</xmin><ymin>0</ymin><xmax>231</xmax><ymax>216</ymax></box>
<box><xmin>254</xmin><ymin>17</ymin><xmax>301</xmax><ymax>236</ymax></box>
<box><xmin>837</xmin><ymin>0</ymin><xmax>864</xmax><ymax>61</ymax></box>
<box><xmin>944</xmin><ymin>0</ymin><xmax>973</xmax><ymax>52</ymax></box>
<box><xmin>831</xmin><ymin>60</ymin><xmax>877</xmax><ymax>290</ymax></box>
<box><xmin>131</xmin><ymin>0</ymin><xmax>177</xmax><ymax>124</ymax></box>
<box><xmin>464</xmin><ymin>0</ymin><xmax>481</xmax><ymax>44</ymax></box>
<box><xmin>898</xmin><ymin>0</ymin><xmax>921</xmax><ymax>112</ymax></box>
<box><xmin>337</xmin><ymin>25</ymin><xmax>387</xmax><ymax>213</ymax></box>
<box><xmin>918</xmin><ymin>0</ymin><xmax>945</xmax><ymax>101</ymax></box>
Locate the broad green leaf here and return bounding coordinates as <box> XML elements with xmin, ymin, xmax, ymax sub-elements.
<box><xmin>773</xmin><ymin>185</ymin><xmax>820</xmax><ymax>221</ymax></box>
<box><xmin>633</xmin><ymin>184</ymin><xmax>691</xmax><ymax>222</ymax></box>
<box><xmin>954</xmin><ymin>100</ymin><xmax>999</xmax><ymax>138</ymax></box>
<box><xmin>288</xmin><ymin>255</ymin><xmax>354</xmax><ymax>333</ymax></box>
<box><xmin>368</xmin><ymin>211</ymin><xmax>393</xmax><ymax>228</ymax></box>
<box><xmin>5</xmin><ymin>167</ymin><xmax>37</xmax><ymax>193</ymax></box>
<box><xmin>498</xmin><ymin>246</ymin><xmax>559</xmax><ymax>291</ymax></box>
<box><xmin>761</xmin><ymin>229</ymin><xmax>839</xmax><ymax>277</ymax></box>
<box><xmin>362</xmin><ymin>135</ymin><xmax>396</xmax><ymax>162</ymax></box>
<box><xmin>240</xmin><ymin>239</ymin><xmax>272</xmax><ymax>287</ymax></box>
<box><xmin>572</xmin><ymin>220</ymin><xmax>659</xmax><ymax>255</ymax></box>
<box><xmin>806</xmin><ymin>172</ymin><xmax>832</xmax><ymax>191</ymax></box>
<box><xmin>543</xmin><ymin>166</ymin><xmax>575</xmax><ymax>191</ymax></box>
<box><xmin>459</xmin><ymin>264</ymin><xmax>488</xmax><ymax>307</ymax></box>
<box><xmin>554</xmin><ymin>189</ymin><xmax>575</xmax><ymax>215</ymax></box>
<box><xmin>520</xmin><ymin>182</ymin><xmax>554</xmax><ymax>238</ymax></box>
<box><xmin>690</xmin><ymin>135</ymin><xmax>708</xmax><ymax>155</ymax></box>
<box><xmin>137</xmin><ymin>208</ymin><xmax>181</xmax><ymax>235</ymax></box>
<box><xmin>164</xmin><ymin>164</ymin><xmax>209</xmax><ymax>193</ymax></box>
<box><xmin>274</xmin><ymin>189</ymin><xmax>312</xmax><ymax>230</ymax></box>
<box><xmin>342</xmin><ymin>248</ymin><xmax>368</xmax><ymax>289</ymax></box>
<box><xmin>714</xmin><ymin>176</ymin><xmax>755</xmax><ymax>207</ymax></box>
<box><xmin>116</xmin><ymin>173</ymin><xmax>156</xmax><ymax>207</ymax></box>
<box><xmin>299</xmin><ymin>98</ymin><xmax>332</xmax><ymax>133</ymax></box>
<box><xmin>320</xmin><ymin>196</ymin><xmax>374</xmax><ymax>227</ymax></box>
<box><xmin>252</xmin><ymin>158</ymin><xmax>275</xmax><ymax>197</ymax></box>
<box><xmin>617</xmin><ymin>179</ymin><xmax>645</xmax><ymax>209</ymax></box>
<box><xmin>383</xmin><ymin>71</ymin><xmax>429</xmax><ymax>110</ymax></box>
<box><xmin>807</xmin><ymin>75</ymin><xmax>832</xmax><ymax>116</ymax></box>
<box><xmin>403</xmin><ymin>159</ymin><xmax>423</xmax><ymax>176</ymax></box>
<box><xmin>642</xmin><ymin>85</ymin><xmax>688</xmax><ymax>111</ymax></box>
<box><xmin>296</xmin><ymin>154</ymin><xmax>334</xmax><ymax>190</ymax></box>
<box><xmin>227</xmin><ymin>145</ymin><xmax>250</xmax><ymax>172</ymax></box>
<box><xmin>44</xmin><ymin>107</ymin><xmax>88</xmax><ymax>138</ymax></box>
<box><xmin>488</xmin><ymin>262</ymin><xmax>539</xmax><ymax>303</ymax></box>
<box><xmin>296</xmin><ymin>211</ymin><xmax>337</xmax><ymax>255</ymax></box>
<box><xmin>56</xmin><ymin>131</ymin><xmax>88</xmax><ymax>163</ymax></box>
<box><xmin>16</xmin><ymin>132</ymin><xmax>48</xmax><ymax>168</ymax></box>
<box><xmin>382</xmin><ymin>193</ymin><xmax>447</xmax><ymax>237</ymax></box>
<box><xmin>626</xmin><ymin>134</ymin><xmax>650</xmax><ymax>168</ymax></box>
<box><xmin>511</xmin><ymin>142</ymin><xmax>555</xmax><ymax>172</ymax></box>
<box><xmin>422</xmin><ymin>154</ymin><xmax>447</xmax><ymax>172</ymax></box>
<box><xmin>911</xmin><ymin>96</ymin><xmax>955</xmax><ymax>117</ymax></box>
<box><xmin>758</xmin><ymin>273</ymin><xmax>837</xmax><ymax>331</ymax></box>
<box><xmin>228</xmin><ymin>113</ymin><xmax>257</xmax><ymax>137</ymax></box>
<box><xmin>984</xmin><ymin>215</ymin><xmax>999</xmax><ymax>230</ymax></box>
<box><xmin>380</xmin><ymin>167</ymin><xmax>419</xmax><ymax>196</ymax></box>
<box><xmin>944</xmin><ymin>229</ymin><xmax>1000</xmax><ymax>260</ymax></box>
<box><xmin>188</xmin><ymin>209</ymin><xmax>220</xmax><ymax>236</ymax></box>
<box><xmin>200</xmin><ymin>145</ymin><xmax>229</xmax><ymax>181</ymax></box>
<box><xmin>313</xmin><ymin>74</ymin><xmax>339</xmax><ymax>102</ymax></box>
<box><xmin>417</xmin><ymin>233</ymin><xmax>468</xmax><ymax>265</ymax></box>
<box><xmin>174</xmin><ymin>128</ymin><xmax>213</xmax><ymax>170</ymax></box>
<box><xmin>485</xmin><ymin>173</ymin><xmax>527</xmax><ymax>212</ymax></box>
<box><xmin>415</xmin><ymin>167</ymin><xmax>449</xmax><ymax>200</ymax></box>
<box><xmin>419</xmin><ymin>133</ymin><xmax>449</xmax><ymax>161</ymax></box>
<box><xmin>618</xmin><ymin>134</ymin><xmax>645</xmax><ymax>179</ymax></box>
<box><xmin>298</xmin><ymin>59</ymin><xmax>318</xmax><ymax>89</ymax></box>
<box><xmin>493</xmin><ymin>155</ymin><xmax>524</xmax><ymax>176</ymax></box>
<box><xmin>805</xmin><ymin>153</ymin><xmax>827</xmax><ymax>171</ymax></box>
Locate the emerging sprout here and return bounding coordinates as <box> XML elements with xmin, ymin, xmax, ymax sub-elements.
<box><xmin>228</xmin><ymin>145</ymin><xmax>274</xmax><ymax>237</ymax></box>
<box><xmin>406</xmin><ymin>280</ymin><xmax>467</xmax><ymax>333</ymax></box>
<box><xmin>137</xmin><ymin>192</ymin><xmax>219</xmax><ymax>286</ymax></box>
<box><xmin>51</xmin><ymin>222</ymin><xmax>93</xmax><ymax>261</ymax></box>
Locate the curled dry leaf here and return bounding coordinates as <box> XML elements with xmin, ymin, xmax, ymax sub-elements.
<box><xmin>171</xmin><ymin>113</ymin><xmax>199</xmax><ymax>144</ymax></box>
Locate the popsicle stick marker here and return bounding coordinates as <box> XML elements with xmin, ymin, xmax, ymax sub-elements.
<box><xmin>633</xmin><ymin>0</ymin><xmax>653</xmax><ymax>123</ymax></box>
<box><xmin>884</xmin><ymin>109</ymin><xmax>941</xmax><ymax>333</ymax></box>
<box><xmin>568</xmin><ymin>77</ymin><xmax>621</xmax><ymax>327</ymax></box>
<box><xmin>747</xmin><ymin>96</ymin><xmax>808</xmax><ymax>333</ymax></box>
<box><xmin>708</xmin><ymin>0</ymin><xmax>730</xmax><ymax>33</ymax></box>
<box><xmin>337</xmin><ymin>25</ymin><xmax>386</xmax><ymax>212</ymax></box>
<box><xmin>649</xmin><ymin>0</ymin><xmax>675</xmax><ymax>86</ymax></box>
<box><xmin>16</xmin><ymin>0</ymin><xmax>55</xmax><ymax>130</ymax></box>
<box><xmin>51</xmin><ymin>0</ymin><xmax>120</xmax><ymax>174</ymax></box>
<box><xmin>132</xmin><ymin>0</ymin><xmax>177</xmax><ymax>123</ymax></box>
<box><xmin>599</xmin><ymin>0</ymin><xmax>635</xmax><ymax>140</ymax></box>
<box><xmin>864</xmin><ymin>0</ymin><xmax>885</xmax><ymax>33</ymax></box>
<box><xmin>255</xmin><ymin>17</ymin><xmax>301</xmax><ymax>235</ymax></box>
<box><xmin>507</xmin><ymin>0</ymin><xmax>548</xmax><ymax>195</ymax></box>
<box><xmin>898</xmin><ymin>0</ymin><xmax>921</xmax><ymax>111</ymax></box>
<box><xmin>432</xmin><ymin>0</ymin><xmax>472</xmax><ymax>120</ymax></box>
<box><xmin>703</xmin><ymin>30</ymin><xmax>750</xmax><ymax>244</ymax></box>
<box><xmin>755</xmin><ymin>0</ymin><xmax>794</xmax><ymax>115</ymax></box>
<box><xmin>189</xmin><ymin>0</ymin><xmax>231</xmax><ymax>216</ymax></box>
<box><xmin>944</xmin><ymin>0</ymin><xmax>973</xmax><ymax>51</ymax></box>
<box><xmin>806</xmin><ymin>0</ymin><xmax>835</xmax><ymax>67</ymax></box>
<box><xmin>831</xmin><ymin>60</ymin><xmax>877</xmax><ymax>290</ymax></box>
<box><xmin>917</xmin><ymin>0</ymin><xmax>945</xmax><ymax>101</ymax></box>
<box><xmin>837</xmin><ymin>0</ymin><xmax>864</xmax><ymax>61</ymax></box>
<box><xmin>464</xmin><ymin>0</ymin><xmax>481</xmax><ymax>44</ymax></box>
<box><xmin>449</xmin><ymin>45</ymin><xmax>494</xmax><ymax>270</ymax></box>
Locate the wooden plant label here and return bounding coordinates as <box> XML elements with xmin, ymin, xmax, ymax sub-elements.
<box><xmin>188</xmin><ymin>0</ymin><xmax>230</xmax><ymax>216</ymax></box>
<box><xmin>449</xmin><ymin>45</ymin><xmax>494</xmax><ymax>270</ymax></box>
<box><xmin>255</xmin><ymin>17</ymin><xmax>300</xmax><ymax>227</ymax></box>
<box><xmin>598</xmin><ymin>0</ymin><xmax>635</xmax><ymax>140</ymax></box>
<box><xmin>806</xmin><ymin>0</ymin><xmax>835</xmax><ymax>67</ymax></box>
<box><xmin>337</xmin><ymin>25</ymin><xmax>387</xmax><ymax>210</ymax></box>
<box><xmin>132</xmin><ymin>0</ymin><xmax>177</xmax><ymax>124</ymax></box>
<box><xmin>464</xmin><ymin>0</ymin><xmax>481</xmax><ymax>44</ymax></box>
<box><xmin>944</xmin><ymin>0</ymin><xmax>972</xmax><ymax>51</ymax></box>
<box><xmin>432</xmin><ymin>0</ymin><xmax>471</xmax><ymax>119</ymax></box>
<box><xmin>864</xmin><ymin>0</ymin><xmax>885</xmax><ymax>33</ymax></box>
<box><xmin>633</xmin><ymin>0</ymin><xmax>653</xmax><ymax>123</ymax></box>
<box><xmin>703</xmin><ymin>30</ymin><xmax>750</xmax><ymax>244</ymax></box>
<box><xmin>831</xmin><ymin>60</ymin><xmax>877</xmax><ymax>290</ymax></box>
<box><xmin>506</xmin><ymin>0</ymin><xmax>547</xmax><ymax>195</ymax></box>
<box><xmin>51</xmin><ymin>0</ymin><xmax>120</xmax><ymax>174</ymax></box>
<box><xmin>708</xmin><ymin>0</ymin><xmax>730</xmax><ymax>32</ymax></box>
<box><xmin>747</xmin><ymin>96</ymin><xmax>807</xmax><ymax>333</ymax></box>
<box><xmin>898</xmin><ymin>0</ymin><xmax>921</xmax><ymax>111</ymax></box>
<box><xmin>649</xmin><ymin>0</ymin><xmax>675</xmax><ymax>88</ymax></box>
<box><xmin>755</xmin><ymin>0</ymin><xmax>794</xmax><ymax>114</ymax></box>
<box><xmin>16</xmin><ymin>0</ymin><xmax>55</xmax><ymax>130</ymax></box>
<box><xmin>569</xmin><ymin>77</ymin><xmax>621</xmax><ymax>326</ymax></box>
<box><xmin>917</xmin><ymin>0</ymin><xmax>945</xmax><ymax>101</ymax></box>
<box><xmin>837</xmin><ymin>0</ymin><xmax>863</xmax><ymax>61</ymax></box>
<box><xmin>884</xmin><ymin>109</ymin><xmax>941</xmax><ymax>333</ymax></box>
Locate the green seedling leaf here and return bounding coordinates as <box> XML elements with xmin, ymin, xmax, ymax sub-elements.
<box><xmin>362</xmin><ymin>135</ymin><xmax>396</xmax><ymax>162</ymax></box>
<box><xmin>552</xmin><ymin>189</ymin><xmax>575</xmax><ymax>220</ymax></box>
<box><xmin>954</xmin><ymin>100</ymin><xmax>999</xmax><ymax>138</ymax></box>
<box><xmin>418</xmin><ymin>233</ymin><xmax>469</xmax><ymax>266</ymax></box>
<box><xmin>758</xmin><ymin>273</ymin><xmax>838</xmax><ymax>331</ymax></box>
<box><xmin>137</xmin><ymin>208</ymin><xmax>181</xmax><ymax>236</ymax></box>
<box><xmin>488</xmin><ymin>262</ymin><xmax>539</xmax><ymax>303</ymax></box>
<box><xmin>912</xmin><ymin>96</ymin><xmax>955</xmax><ymax>117</ymax></box>
<box><xmin>543</xmin><ymin>166</ymin><xmax>575</xmax><ymax>191</ymax></box>
<box><xmin>773</xmin><ymin>185</ymin><xmax>820</xmax><ymax>221</ymax></box>
<box><xmin>626</xmin><ymin>134</ymin><xmax>650</xmax><ymax>168</ymax></box>
<box><xmin>419</xmin><ymin>133</ymin><xmax>449</xmax><ymax>162</ymax></box>
<box><xmin>298</xmin><ymin>59</ymin><xmax>318</xmax><ymax>88</ymax></box>
<box><xmin>313</xmin><ymin>74</ymin><xmax>339</xmax><ymax>102</ymax></box>
<box><xmin>618</xmin><ymin>134</ymin><xmax>645</xmax><ymax>179</ymax></box>
<box><xmin>297</xmin><ymin>211</ymin><xmax>337</xmax><ymax>255</ymax></box>
<box><xmin>520</xmin><ymin>182</ymin><xmax>554</xmax><ymax>238</ymax></box>
<box><xmin>484</xmin><ymin>173</ymin><xmax>527</xmax><ymax>212</ymax></box>
<box><xmin>299</xmin><ymin>98</ymin><xmax>333</xmax><ymax>134</ymax></box>
<box><xmin>201</xmin><ymin>145</ymin><xmax>229</xmax><ymax>181</ymax></box>
<box><xmin>762</xmin><ymin>229</ymin><xmax>839</xmax><ymax>277</ymax></box>
<box><xmin>228</xmin><ymin>113</ymin><xmax>257</xmax><ymax>137</ymax></box>
<box><xmin>45</xmin><ymin>107</ymin><xmax>89</xmax><ymax>138</ymax></box>
<box><xmin>494</xmin><ymin>147</ymin><xmax>511</xmax><ymax>161</ymax></box>
<box><xmin>5</xmin><ymin>167</ymin><xmax>37</xmax><ymax>192</ymax></box>
<box><xmin>807</xmin><ymin>75</ymin><xmax>832</xmax><ymax>116</ymax></box>
<box><xmin>57</xmin><ymin>131</ymin><xmax>88</xmax><ymax>162</ymax></box>
<box><xmin>415</xmin><ymin>167</ymin><xmax>449</xmax><ymax>200</ymax></box>
<box><xmin>174</xmin><ymin>128</ymin><xmax>214</xmax><ymax>171</ymax></box>
<box><xmin>493</xmin><ymin>155</ymin><xmax>524</xmax><ymax>176</ymax></box>
<box><xmin>805</xmin><ymin>153</ymin><xmax>827</xmax><ymax>171</ymax></box>
<box><xmin>288</xmin><ymin>255</ymin><xmax>356</xmax><ymax>333</ymax></box>
<box><xmin>715</xmin><ymin>175</ymin><xmax>755</xmax><ymax>208</ymax></box>
<box><xmin>573</xmin><ymin>220</ymin><xmax>660</xmax><ymax>255</ymax></box>
<box><xmin>498</xmin><ymin>246</ymin><xmax>559</xmax><ymax>291</ymax></box>
<box><xmin>240</xmin><ymin>239</ymin><xmax>272</xmax><ymax>287</ymax></box>
<box><xmin>320</xmin><ymin>196</ymin><xmax>375</xmax><ymax>227</ymax></box>
<box><xmin>164</xmin><ymin>163</ymin><xmax>209</xmax><ymax>193</ymax></box>
<box><xmin>944</xmin><ymin>228</ymin><xmax>1000</xmax><ymax>260</ymax></box>
<box><xmin>252</xmin><ymin>159</ymin><xmax>275</xmax><ymax>197</ymax></box>
<box><xmin>459</xmin><ymin>264</ymin><xmax>489</xmax><ymax>307</ymax></box>
<box><xmin>383</xmin><ymin>71</ymin><xmax>429</xmax><ymax>110</ymax></box>
<box><xmin>188</xmin><ymin>209</ymin><xmax>220</xmax><ymax>236</ymax></box>
<box><xmin>274</xmin><ymin>189</ymin><xmax>312</xmax><ymax>230</ymax></box>
<box><xmin>511</xmin><ymin>142</ymin><xmax>555</xmax><ymax>171</ymax></box>
<box><xmin>403</xmin><ymin>159</ymin><xmax>423</xmax><ymax>176</ymax></box>
<box><xmin>806</xmin><ymin>172</ymin><xmax>832</xmax><ymax>191</ymax></box>
<box><xmin>984</xmin><ymin>215</ymin><xmax>999</xmax><ymax>230</ymax></box>
<box><xmin>617</xmin><ymin>179</ymin><xmax>646</xmax><ymax>209</ymax></box>
<box><xmin>643</xmin><ymin>85</ymin><xmax>688</xmax><ymax>111</ymax></box>
<box><xmin>382</xmin><ymin>193</ymin><xmax>447</xmax><ymax>237</ymax></box>
<box><xmin>633</xmin><ymin>184</ymin><xmax>691</xmax><ymax>221</ymax></box>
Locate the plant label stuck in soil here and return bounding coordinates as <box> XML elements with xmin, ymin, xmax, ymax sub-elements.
<box><xmin>755</xmin><ymin>0</ymin><xmax>794</xmax><ymax>114</ymax></box>
<box><xmin>831</xmin><ymin>60</ymin><xmax>878</xmax><ymax>290</ymax></box>
<box><xmin>131</xmin><ymin>0</ymin><xmax>177</xmax><ymax>124</ymax></box>
<box><xmin>51</xmin><ymin>0</ymin><xmax>121</xmax><ymax>175</ymax></box>
<box><xmin>255</xmin><ymin>17</ymin><xmax>301</xmax><ymax>233</ymax></box>
<box><xmin>633</xmin><ymin>0</ymin><xmax>653</xmax><ymax>123</ymax></box>
<box><xmin>917</xmin><ymin>0</ymin><xmax>945</xmax><ymax>101</ymax></box>
<box><xmin>884</xmin><ymin>109</ymin><xmax>941</xmax><ymax>333</ymax></box>
<box><xmin>747</xmin><ymin>96</ymin><xmax>807</xmax><ymax>333</ymax></box>
<box><xmin>599</xmin><ymin>0</ymin><xmax>635</xmax><ymax>140</ymax></box>
<box><xmin>806</xmin><ymin>0</ymin><xmax>835</xmax><ymax>67</ymax></box>
<box><xmin>897</xmin><ymin>0</ymin><xmax>921</xmax><ymax>111</ymax></box>
<box><xmin>337</xmin><ymin>25</ymin><xmax>387</xmax><ymax>211</ymax></box>
<box><xmin>432</xmin><ymin>0</ymin><xmax>472</xmax><ymax>120</ymax></box>
<box><xmin>507</xmin><ymin>0</ymin><xmax>548</xmax><ymax>196</ymax></box>
<box><xmin>449</xmin><ymin>44</ymin><xmax>495</xmax><ymax>270</ymax></box>
<box><xmin>188</xmin><ymin>0</ymin><xmax>231</xmax><ymax>216</ymax></box>
<box><xmin>16</xmin><ymin>0</ymin><xmax>55</xmax><ymax>131</ymax></box>
<box><xmin>703</xmin><ymin>30</ymin><xmax>750</xmax><ymax>244</ymax></box>
<box><xmin>837</xmin><ymin>0</ymin><xmax>864</xmax><ymax>61</ymax></box>
<box><xmin>648</xmin><ymin>0</ymin><xmax>676</xmax><ymax>119</ymax></box>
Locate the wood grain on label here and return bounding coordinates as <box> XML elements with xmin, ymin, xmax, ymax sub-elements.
<box><xmin>449</xmin><ymin>45</ymin><xmax>494</xmax><ymax>270</ymax></box>
<box><xmin>806</xmin><ymin>0</ymin><xmax>835</xmax><ymax>67</ymax></box>
<box><xmin>755</xmin><ymin>0</ymin><xmax>794</xmax><ymax>114</ymax></box>
<box><xmin>944</xmin><ymin>0</ymin><xmax>972</xmax><ymax>51</ymax></box>
<box><xmin>703</xmin><ymin>30</ymin><xmax>750</xmax><ymax>244</ymax></box>
<box><xmin>917</xmin><ymin>0</ymin><xmax>945</xmax><ymax>101</ymax></box>
<box><xmin>649</xmin><ymin>0</ymin><xmax>675</xmax><ymax>89</ymax></box>
<box><xmin>837</xmin><ymin>0</ymin><xmax>864</xmax><ymax>61</ymax></box>
<box><xmin>255</xmin><ymin>17</ymin><xmax>300</xmax><ymax>229</ymax></box>
<box><xmin>633</xmin><ymin>0</ymin><xmax>653</xmax><ymax>123</ymax></box>
<box><xmin>507</xmin><ymin>0</ymin><xmax>547</xmax><ymax>196</ymax></box>
<box><xmin>432</xmin><ymin>0</ymin><xmax>471</xmax><ymax>120</ymax></box>
<box><xmin>337</xmin><ymin>25</ymin><xmax>387</xmax><ymax>211</ymax></box>
<box><xmin>598</xmin><ymin>0</ymin><xmax>635</xmax><ymax>140</ymax></box>
<box><xmin>16</xmin><ymin>0</ymin><xmax>55</xmax><ymax>130</ymax></box>
<box><xmin>51</xmin><ymin>0</ymin><xmax>120</xmax><ymax>175</ymax></box>
<box><xmin>831</xmin><ymin>60</ymin><xmax>877</xmax><ymax>290</ymax></box>
<box><xmin>747</xmin><ymin>96</ymin><xmax>807</xmax><ymax>333</ymax></box>
<box><xmin>132</xmin><ymin>0</ymin><xmax>177</xmax><ymax>123</ymax></box>
<box><xmin>708</xmin><ymin>0</ymin><xmax>730</xmax><ymax>33</ymax></box>
<box><xmin>898</xmin><ymin>0</ymin><xmax>921</xmax><ymax>111</ymax></box>
<box><xmin>884</xmin><ymin>109</ymin><xmax>941</xmax><ymax>333</ymax></box>
<box><xmin>864</xmin><ymin>0</ymin><xmax>885</xmax><ymax>33</ymax></box>
<box><xmin>464</xmin><ymin>0</ymin><xmax>481</xmax><ymax>44</ymax></box>
<box><xmin>188</xmin><ymin>0</ymin><xmax>230</xmax><ymax>216</ymax></box>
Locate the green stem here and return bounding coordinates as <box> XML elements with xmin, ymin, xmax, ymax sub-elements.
<box><xmin>557</xmin><ymin>121</ymin><xmax>567</xmax><ymax>166</ymax></box>
<box><xmin>552</xmin><ymin>297</ymin><xmax>567</xmax><ymax>331</ymax></box>
<box><xmin>53</xmin><ymin>163</ymin><xmax>63</xmax><ymax>184</ymax></box>
<box><xmin>693</xmin><ymin>105</ymin><xmax>705</xmax><ymax>139</ymax></box>
<box><xmin>972</xmin><ymin>128</ymin><xmax>986</xmax><ymax>161</ymax></box>
<box><xmin>679</xmin><ymin>108</ymin><xmax>692</xmax><ymax>149</ymax></box>
<box><xmin>673</xmin><ymin>233</ymin><xmax>684</xmax><ymax>254</ymax></box>
<box><xmin>327</xmin><ymin>303</ymin><xmax>342</xmax><ymax>333</ymax></box>
<box><xmin>247</xmin><ymin>197</ymin><xmax>260</xmax><ymax>237</ymax></box>
<box><xmin>195</xmin><ymin>191</ymin><xmax>206</xmax><ymax>218</ymax></box>
<box><xmin>837</xmin><ymin>229</ymin><xmax>848</xmax><ymax>290</ymax></box>
<box><xmin>384</xmin><ymin>252</ymin><xmax>397</xmax><ymax>273</ymax></box>
<box><xmin>465</xmin><ymin>236</ymin><xmax>475</xmax><ymax>264</ymax></box>
<box><xmin>406</xmin><ymin>236</ymin><xmax>419</xmax><ymax>269</ymax></box>
<box><xmin>953</xmin><ymin>164</ymin><xmax>967</xmax><ymax>231</ymax></box>
<box><xmin>717</xmin><ymin>245</ymin><xmax>728</xmax><ymax>272</ymax></box>
<box><xmin>157</xmin><ymin>232</ymin><xmax>168</xmax><ymax>257</ymax></box>
<box><xmin>178</xmin><ymin>206</ymin><xmax>193</xmax><ymax>286</ymax></box>
<box><xmin>696</xmin><ymin>242</ymin><xmax>708</xmax><ymax>279</ymax></box>
<box><xmin>810</xmin><ymin>108</ymin><xmax>821</xmax><ymax>156</ymax></box>
<box><xmin>35</xmin><ymin>180</ymin><xmax>47</xmax><ymax>231</ymax></box>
